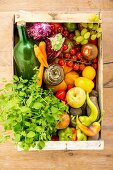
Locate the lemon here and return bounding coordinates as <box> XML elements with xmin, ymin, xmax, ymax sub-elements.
<box><xmin>82</xmin><ymin>66</ymin><xmax>96</xmax><ymax>80</ymax></box>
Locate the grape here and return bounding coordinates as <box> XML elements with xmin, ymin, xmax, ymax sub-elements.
<box><xmin>81</xmin><ymin>39</ymin><xmax>88</xmax><ymax>45</ymax></box>
<box><xmin>97</xmin><ymin>27</ymin><xmax>102</xmax><ymax>33</ymax></box>
<box><xmin>91</xmin><ymin>34</ymin><xmax>97</xmax><ymax>40</ymax></box>
<box><xmin>96</xmin><ymin>33</ymin><xmax>101</xmax><ymax>38</ymax></box>
<box><xmin>88</xmin><ymin>23</ymin><xmax>93</xmax><ymax>29</ymax></box>
<box><xmin>76</xmin><ymin>36</ymin><xmax>84</xmax><ymax>43</ymax></box>
<box><xmin>75</xmin><ymin>30</ymin><xmax>80</xmax><ymax>36</ymax></box>
<box><xmin>92</xmin><ymin>24</ymin><xmax>99</xmax><ymax>31</ymax></box>
<box><xmin>90</xmin><ymin>30</ymin><xmax>96</xmax><ymax>35</ymax></box>
<box><xmin>89</xmin><ymin>14</ymin><xmax>99</xmax><ymax>23</ymax></box>
<box><xmin>84</xmin><ymin>32</ymin><xmax>90</xmax><ymax>39</ymax></box>
<box><xmin>81</xmin><ymin>28</ymin><xmax>88</xmax><ymax>36</ymax></box>
<box><xmin>81</xmin><ymin>23</ymin><xmax>87</xmax><ymax>28</ymax></box>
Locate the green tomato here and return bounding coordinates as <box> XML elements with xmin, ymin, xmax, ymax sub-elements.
<box><xmin>64</xmin><ymin>23</ymin><xmax>77</xmax><ymax>32</ymax></box>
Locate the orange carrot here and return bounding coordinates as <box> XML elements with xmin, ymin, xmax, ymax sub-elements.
<box><xmin>39</xmin><ymin>41</ymin><xmax>47</xmax><ymax>60</ymax></box>
<box><xmin>37</xmin><ymin>64</ymin><xmax>44</xmax><ymax>87</ymax></box>
<box><xmin>34</xmin><ymin>44</ymin><xmax>48</xmax><ymax>68</ymax></box>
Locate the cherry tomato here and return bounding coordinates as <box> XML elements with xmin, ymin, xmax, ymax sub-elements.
<box><xmin>93</xmin><ymin>63</ymin><xmax>98</xmax><ymax>70</ymax></box>
<box><xmin>63</xmin><ymin>44</ymin><xmax>68</xmax><ymax>51</ymax></box>
<box><xmin>63</xmin><ymin>30</ymin><xmax>69</xmax><ymax>37</ymax></box>
<box><xmin>67</xmin><ymin>84</ymin><xmax>73</xmax><ymax>90</ymax></box>
<box><xmin>55</xmin><ymin>90</ymin><xmax>66</xmax><ymax>100</ymax></box>
<box><xmin>73</xmin><ymin>63</ymin><xmax>79</xmax><ymax>71</ymax></box>
<box><xmin>70</xmin><ymin>48</ymin><xmax>77</xmax><ymax>55</ymax></box>
<box><xmin>58</xmin><ymin>59</ymin><xmax>65</xmax><ymax>66</ymax></box>
<box><xmin>68</xmin><ymin>33</ymin><xmax>75</xmax><ymax>40</ymax></box>
<box><xmin>57</xmin><ymin>26</ymin><xmax>63</xmax><ymax>33</ymax></box>
<box><xmin>71</xmin><ymin>55</ymin><xmax>77</xmax><ymax>61</ymax></box>
<box><xmin>76</xmin><ymin>46</ymin><xmax>81</xmax><ymax>52</ymax></box>
<box><xmin>64</xmin><ymin>53</ymin><xmax>70</xmax><ymax>59</ymax></box>
<box><xmin>76</xmin><ymin>52</ymin><xmax>82</xmax><ymax>60</ymax></box>
<box><xmin>66</xmin><ymin>60</ymin><xmax>73</xmax><ymax>67</ymax></box>
<box><xmin>93</xmin><ymin>57</ymin><xmax>98</xmax><ymax>63</ymax></box>
<box><xmin>79</xmin><ymin>64</ymin><xmax>85</xmax><ymax>71</ymax></box>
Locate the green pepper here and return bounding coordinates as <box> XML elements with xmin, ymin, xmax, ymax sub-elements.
<box><xmin>58</xmin><ymin>127</ymin><xmax>76</xmax><ymax>141</ymax></box>
<box><xmin>64</xmin><ymin>23</ymin><xmax>77</xmax><ymax>32</ymax></box>
<box><xmin>76</xmin><ymin>126</ymin><xmax>87</xmax><ymax>141</ymax></box>
<box><xmin>79</xmin><ymin>92</ymin><xmax>98</xmax><ymax>126</ymax></box>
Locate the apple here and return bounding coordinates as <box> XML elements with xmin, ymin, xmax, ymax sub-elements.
<box><xmin>66</xmin><ymin>87</ymin><xmax>86</xmax><ymax>108</ymax></box>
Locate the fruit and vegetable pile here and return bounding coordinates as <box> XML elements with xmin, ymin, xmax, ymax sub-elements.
<box><xmin>0</xmin><ymin>14</ymin><xmax>103</xmax><ymax>150</ymax></box>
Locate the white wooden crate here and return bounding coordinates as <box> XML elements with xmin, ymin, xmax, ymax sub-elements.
<box><xmin>1</xmin><ymin>10</ymin><xmax>104</xmax><ymax>150</ymax></box>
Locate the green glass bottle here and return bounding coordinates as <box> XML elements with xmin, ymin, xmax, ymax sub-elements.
<box><xmin>14</xmin><ymin>21</ymin><xmax>39</xmax><ymax>80</ymax></box>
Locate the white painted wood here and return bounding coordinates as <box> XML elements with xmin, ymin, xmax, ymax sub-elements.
<box><xmin>17</xmin><ymin>140</ymin><xmax>104</xmax><ymax>151</ymax></box>
<box><xmin>15</xmin><ymin>10</ymin><xmax>102</xmax><ymax>23</ymax></box>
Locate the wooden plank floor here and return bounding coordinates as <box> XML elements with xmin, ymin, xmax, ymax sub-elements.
<box><xmin>0</xmin><ymin>1</ymin><xmax>113</xmax><ymax>169</ymax></box>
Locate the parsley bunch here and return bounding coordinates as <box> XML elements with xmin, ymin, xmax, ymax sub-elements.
<box><xmin>0</xmin><ymin>75</ymin><xmax>68</xmax><ymax>150</ymax></box>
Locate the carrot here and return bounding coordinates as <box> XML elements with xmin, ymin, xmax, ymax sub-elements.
<box><xmin>37</xmin><ymin>64</ymin><xmax>44</xmax><ymax>87</ymax></box>
<box><xmin>39</xmin><ymin>41</ymin><xmax>47</xmax><ymax>60</ymax></box>
<box><xmin>34</xmin><ymin>44</ymin><xmax>48</xmax><ymax>68</ymax></box>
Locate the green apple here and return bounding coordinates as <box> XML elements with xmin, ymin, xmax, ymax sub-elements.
<box><xmin>66</xmin><ymin>87</ymin><xmax>86</xmax><ymax>108</ymax></box>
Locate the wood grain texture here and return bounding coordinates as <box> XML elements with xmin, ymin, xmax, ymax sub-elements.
<box><xmin>0</xmin><ymin>1</ymin><xmax>113</xmax><ymax>169</ymax></box>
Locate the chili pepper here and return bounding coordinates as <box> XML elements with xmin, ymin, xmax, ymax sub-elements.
<box><xmin>34</xmin><ymin>44</ymin><xmax>48</xmax><ymax>68</ymax></box>
<box><xmin>58</xmin><ymin>127</ymin><xmax>77</xmax><ymax>141</ymax></box>
<box><xmin>76</xmin><ymin>116</ymin><xmax>101</xmax><ymax>137</ymax></box>
<box><xmin>79</xmin><ymin>92</ymin><xmax>98</xmax><ymax>126</ymax></box>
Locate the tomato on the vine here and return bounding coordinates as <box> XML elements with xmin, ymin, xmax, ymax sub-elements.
<box><xmin>79</xmin><ymin>64</ymin><xmax>85</xmax><ymax>71</ymax></box>
<box><xmin>71</xmin><ymin>55</ymin><xmax>77</xmax><ymax>61</ymax></box>
<box><xmin>58</xmin><ymin>59</ymin><xmax>65</xmax><ymax>66</ymax></box>
<box><xmin>70</xmin><ymin>48</ymin><xmax>77</xmax><ymax>55</ymax></box>
<box><xmin>76</xmin><ymin>52</ymin><xmax>82</xmax><ymax>60</ymax></box>
<box><xmin>73</xmin><ymin>63</ymin><xmax>79</xmax><ymax>71</ymax></box>
<box><xmin>66</xmin><ymin>60</ymin><xmax>73</xmax><ymax>67</ymax></box>
<box><xmin>64</xmin><ymin>53</ymin><xmax>70</xmax><ymax>59</ymax></box>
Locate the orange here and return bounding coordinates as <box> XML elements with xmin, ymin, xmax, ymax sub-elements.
<box><xmin>64</xmin><ymin>71</ymin><xmax>79</xmax><ymax>86</ymax></box>
<box><xmin>47</xmin><ymin>80</ymin><xmax>67</xmax><ymax>93</ymax></box>
<box><xmin>82</xmin><ymin>66</ymin><xmax>96</xmax><ymax>80</ymax></box>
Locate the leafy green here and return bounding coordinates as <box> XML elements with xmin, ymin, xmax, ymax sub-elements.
<box><xmin>0</xmin><ymin>75</ymin><xmax>68</xmax><ymax>150</ymax></box>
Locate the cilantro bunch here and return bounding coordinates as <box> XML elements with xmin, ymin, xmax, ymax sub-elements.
<box><xmin>0</xmin><ymin>75</ymin><xmax>68</xmax><ymax>150</ymax></box>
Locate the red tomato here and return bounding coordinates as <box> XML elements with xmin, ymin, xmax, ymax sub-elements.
<box><xmin>63</xmin><ymin>30</ymin><xmax>69</xmax><ymax>37</ymax></box>
<box><xmin>93</xmin><ymin>63</ymin><xmax>98</xmax><ymax>70</ymax></box>
<box><xmin>55</xmin><ymin>90</ymin><xmax>66</xmax><ymax>100</ymax></box>
<box><xmin>66</xmin><ymin>60</ymin><xmax>73</xmax><ymax>67</ymax></box>
<box><xmin>64</xmin><ymin>53</ymin><xmax>70</xmax><ymax>59</ymax></box>
<box><xmin>76</xmin><ymin>46</ymin><xmax>81</xmax><ymax>52</ymax></box>
<box><xmin>70</xmin><ymin>48</ymin><xmax>77</xmax><ymax>55</ymax></box>
<box><xmin>68</xmin><ymin>33</ymin><xmax>75</xmax><ymax>40</ymax></box>
<box><xmin>67</xmin><ymin>84</ymin><xmax>73</xmax><ymax>90</ymax></box>
<box><xmin>76</xmin><ymin>52</ymin><xmax>82</xmax><ymax>60</ymax></box>
<box><xmin>79</xmin><ymin>64</ymin><xmax>85</xmax><ymax>71</ymax></box>
<box><xmin>93</xmin><ymin>57</ymin><xmax>98</xmax><ymax>63</ymax></box>
<box><xmin>58</xmin><ymin>59</ymin><xmax>65</xmax><ymax>66</ymax></box>
<box><xmin>73</xmin><ymin>63</ymin><xmax>79</xmax><ymax>71</ymax></box>
<box><xmin>71</xmin><ymin>55</ymin><xmax>77</xmax><ymax>61</ymax></box>
<box><xmin>63</xmin><ymin>44</ymin><xmax>68</xmax><ymax>51</ymax></box>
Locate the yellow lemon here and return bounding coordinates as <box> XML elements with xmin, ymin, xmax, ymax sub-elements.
<box><xmin>75</xmin><ymin>77</ymin><xmax>94</xmax><ymax>93</ymax></box>
<box><xmin>82</xmin><ymin>66</ymin><xmax>96</xmax><ymax>80</ymax></box>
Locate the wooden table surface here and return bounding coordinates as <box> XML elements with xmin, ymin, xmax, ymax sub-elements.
<box><xmin>0</xmin><ymin>1</ymin><xmax>113</xmax><ymax>170</ymax></box>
